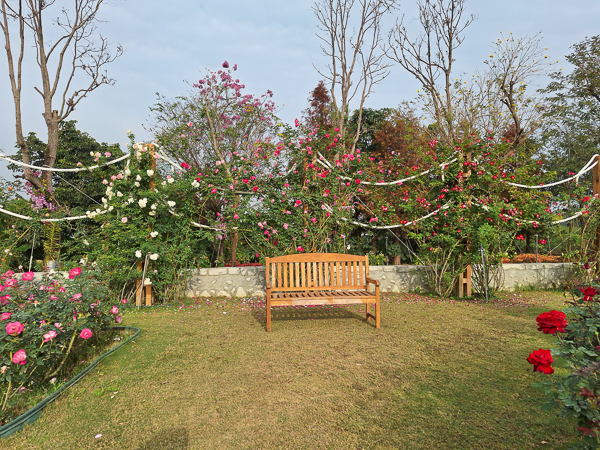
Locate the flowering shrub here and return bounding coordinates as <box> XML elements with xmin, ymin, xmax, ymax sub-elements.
<box><xmin>527</xmin><ymin>279</ymin><xmax>600</xmax><ymax>448</ymax></box>
<box><xmin>0</xmin><ymin>268</ymin><xmax>126</xmax><ymax>422</ymax></box>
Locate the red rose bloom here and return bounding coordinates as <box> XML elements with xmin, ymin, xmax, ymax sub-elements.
<box><xmin>536</xmin><ymin>310</ymin><xmax>567</xmax><ymax>334</ymax></box>
<box><xmin>527</xmin><ymin>349</ymin><xmax>554</xmax><ymax>374</ymax></box>
<box><xmin>581</xmin><ymin>287</ymin><xmax>598</xmax><ymax>301</ymax></box>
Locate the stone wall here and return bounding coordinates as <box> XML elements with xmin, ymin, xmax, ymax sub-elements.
<box><xmin>184</xmin><ymin>263</ymin><xmax>573</xmax><ymax>298</ymax></box>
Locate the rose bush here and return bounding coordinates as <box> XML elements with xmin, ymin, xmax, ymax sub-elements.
<box><xmin>528</xmin><ymin>279</ymin><xmax>600</xmax><ymax>448</ymax></box>
<box><xmin>0</xmin><ymin>268</ymin><xmax>127</xmax><ymax>423</ymax></box>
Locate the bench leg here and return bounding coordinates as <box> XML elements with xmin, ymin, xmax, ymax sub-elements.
<box><xmin>366</xmin><ymin>302</ymin><xmax>371</xmax><ymax>321</ymax></box>
<box><xmin>375</xmin><ymin>301</ymin><xmax>380</xmax><ymax>329</ymax></box>
<box><xmin>266</xmin><ymin>305</ymin><xmax>271</xmax><ymax>332</ymax></box>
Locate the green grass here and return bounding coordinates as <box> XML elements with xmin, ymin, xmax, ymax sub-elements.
<box><xmin>0</xmin><ymin>291</ymin><xmax>579</xmax><ymax>449</ymax></box>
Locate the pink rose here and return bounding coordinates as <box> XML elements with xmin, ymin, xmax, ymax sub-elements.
<box><xmin>43</xmin><ymin>330</ymin><xmax>57</xmax><ymax>342</ymax></box>
<box><xmin>0</xmin><ymin>312</ymin><xmax>11</xmax><ymax>321</ymax></box>
<box><xmin>4</xmin><ymin>279</ymin><xmax>17</xmax><ymax>288</ymax></box>
<box><xmin>110</xmin><ymin>306</ymin><xmax>119</xmax><ymax>314</ymax></box>
<box><xmin>115</xmin><ymin>316</ymin><xmax>122</xmax><ymax>323</ymax></box>
<box><xmin>49</xmin><ymin>295</ymin><xmax>58</xmax><ymax>301</ymax></box>
<box><xmin>72</xmin><ymin>293</ymin><xmax>82</xmax><ymax>300</ymax></box>
<box><xmin>22</xmin><ymin>272</ymin><xmax>34</xmax><ymax>281</ymax></box>
<box><xmin>68</xmin><ymin>267</ymin><xmax>82</xmax><ymax>279</ymax></box>
<box><xmin>6</xmin><ymin>321</ymin><xmax>24</xmax><ymax>336</ymax></box>
<box><xmin>121</xmin><ymin>217</ymin><xmax>128</xmax><ymax>223</ymax></box>
<box><xmin>297</xmin><ymin>246</ymin><xmax>304</xmax><ymax>252</ymax></box>
<box><xmin>79</xmin><ymin>329</ymin><xmax>93</xmax><ymax>339</ymax></box>
<box><xmin>12</xmin><ymin>349</ymin><xmax>26</xmax><ymax>365</ymax></box>
<box><xmin>0</xmin><ymin>285</ymin><xmax>3</xmax><ymax>292</ymax></box>
<box><xmin>122</xmin><ymin>299</ymin><xmax>128</xmax><ymax>304</ymax></box>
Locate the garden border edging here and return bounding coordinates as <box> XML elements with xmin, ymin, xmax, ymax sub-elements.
<box><xmin>0</xmin><ymin>326</ymin><xmax>141</xmax><ymax>439</ymax></box>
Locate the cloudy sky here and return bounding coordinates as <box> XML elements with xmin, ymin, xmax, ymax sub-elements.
<box><xmin>0</xmin><ymin>0</ymin><xmax>599</xmax><ymax>181</ymax></box>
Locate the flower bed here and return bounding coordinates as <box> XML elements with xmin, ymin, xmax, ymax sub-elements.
<box><xmin>0</xmin><ymin>268</ymin><xmax>128</xmax><ymax>426</ymax></box>
<box><xmin>503</xmin><ymin>254</ymin><xmax>565</xmax><ymax>264</ymax></box>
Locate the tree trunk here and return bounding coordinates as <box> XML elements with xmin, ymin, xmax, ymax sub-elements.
<box><xmin>230</xmin><ymin>229</ymin><xmax>238</xmax><ymax>267</ymax></box>
<box><xmin>394</xmin><ymin>236</ymin><xmax>401</xmax><ymax>265</ymax></box>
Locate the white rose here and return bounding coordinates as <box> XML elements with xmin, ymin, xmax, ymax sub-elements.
<box><xmin>168</xmin><ymin>178</ymin><xmax>175</xmax><ymax>184</ymax></box>
<box><xmin>149</xmin><ymin>253</ymin><xmax>159</xmax><ymax>261</ymax></box>
<box><xmin>143</xmin><ymin>278</ymin><xmax>152</xmax><ymax>285</ymax></box>
<box><xmin>191</xmin><ymin>181</ymin><xmax>199</xmax><ymax>188</ymax></box>
<box><xmin>117</xmin><ymin>191</ymin><xmax>123</xmax><ymax>197</ymax></box>
<box><xmin>149</xmin><ymin>211</ymin><xmax>156</xmax><ymax>216</ymax></box>
<box><xmin>89</xmin><ymin>151</ymin><xmax>95</xmax><ymax>157</ymax></box>
<box><xmin>147</xmin><ymin>169</ymin><xmax>154</xmax><ymax>176</ymax></box>
<box><xmin>138</xmin><ymin>199</ymin><xmax>147</xmax><ymax>208</ymax></box>
<box><xmin>150</xmin><ymin>231</ymin><xmax>158</xmax><ymax>238</ymax></box>
<box><xmin>124</xmin><ymin>168</ymin><xmax>131</xmax><ymax>176</ymax></box>
<box><xmin>102</xmin><ymin>197</ymin><xmax>107</xmax><ymax>204</ymax></box>
<box><xmin>136</xmin><ymin>175</ymin><xmax>142</xmax><ymax>181</ymax></box>
<box><xmin>83</xmin><ymin>239</ymin><xmax>90</xmax><ymax>246</ymax></box>
<box><xmin>151</xmin><ymin>204</ymin><xmax>156</xmax><ymax>210</ymax></box>
<box><xmin>161</xmin><ymin>181</ymin><xmax>166</xmax><ymax>186</ymax></box>
<box><xmin>167</xmin><ymin>201</ymin><xmax>176</xmax><ymax>207</ymax></box>
<box><xmin>135</xmin><ymin>250</ymin><xmax>142</xmax><ymax>258</ymax></box>
<box><xmin>108</xmin><ymin>206</ymin><xmax>114</xmax><ymax>211</ymax></box>
<box><xmin>135</xmin><ymin>151</ymin><xmax>141</xmax><ymax>159</ymax></box>
<box><xmin>134</xmin><ymin>182</ymin><xmax>140</xmax><ymax>187</ymax></box>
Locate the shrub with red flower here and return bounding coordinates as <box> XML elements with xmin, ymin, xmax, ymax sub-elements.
<box><xmin>527</xmin><ymin>348</ymin><xmax>554</xmax><ymax>374</ymax></box>
<box><xmin>580</xmin><ymin>287</ymin><xmax>598</xmax><ymax>301</ymax></box>
<box><xmin>536</xmin><ymin>310</ymin><xmax>567</xmax><ymax>334</ymax></box>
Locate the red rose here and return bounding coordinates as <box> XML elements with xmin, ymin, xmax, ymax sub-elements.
<box><xmin>536</xmin><ymin>310</ymin><xmax>567</xmax><ymax>334</ymax></box>
<box><xmin>527</xmin><ymin>349</ymin><xmax>554</xmax><ymax>374</ymax></box>
<box><xmin>581</xmin><ymin>287</ymin><xmax>598</xmax><ymax>301</ymax></box>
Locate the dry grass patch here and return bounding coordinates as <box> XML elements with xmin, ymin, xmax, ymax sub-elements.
<box><xmin>0</xmin><ymin>291</ymin><xmax>578</xmax><ymax>449</ymax></box>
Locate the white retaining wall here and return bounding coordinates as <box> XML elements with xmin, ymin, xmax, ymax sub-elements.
<box><xmin>184</xmin><ymin>263</ymin><xmax>572</xmax><ymax>298</ymax></box>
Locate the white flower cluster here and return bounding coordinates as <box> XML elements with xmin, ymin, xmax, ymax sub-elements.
<box><xmin>138</xmin><ymin>198</ymin><xmax>148</xmax><ymax>208</ymax></box>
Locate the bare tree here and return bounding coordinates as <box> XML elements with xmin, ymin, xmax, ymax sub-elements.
<box><xmin>387</xmin><ymin>0</ymin><xmax>475</xmax><ymax>144</ymax></box>
<box><xmin>313</xmin><ymin>0</ymin><xmax>397</xmax><ymax>154</ymax></box>
<box><xmin>1</xmin><ymin>0</ymin><xmax>122</xmax><ymax>205</ymax></box>
<box><xmin>483</xmin><ymin>33</ymin><xmax>550</xmax><ymax>147</ymax></box>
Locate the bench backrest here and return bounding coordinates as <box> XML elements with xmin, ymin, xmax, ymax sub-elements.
<box><xmin>265</xmin><ymin>253</ymin><xmax>369</xmax><ymax>292</ymax></box>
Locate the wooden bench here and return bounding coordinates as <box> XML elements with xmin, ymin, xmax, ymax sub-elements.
<box><xmin>265</xmin><ymin>253</ymin><xmax>381</xmax><ymax>332</ymax></box>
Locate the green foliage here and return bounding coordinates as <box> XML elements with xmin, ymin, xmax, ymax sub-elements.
<box><xmin>0</xmin><ymin>269</ymin><xmax>126</xmax><ymax>424</ymax></box>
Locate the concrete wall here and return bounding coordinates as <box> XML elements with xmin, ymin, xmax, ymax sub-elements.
<box><xmin>184</xmin><ymin>263</ymin><xmax>572</xmax><ymax>298</ymax></box>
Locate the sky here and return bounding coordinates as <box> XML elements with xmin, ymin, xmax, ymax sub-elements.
<box><xmin>0</xmin><ymin>0</ymin><xmax>599</xmax><ymax>183</ymax></box>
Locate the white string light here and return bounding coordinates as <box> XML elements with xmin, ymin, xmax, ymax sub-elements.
<box><xmin>505</xmin><ymin>154</ymin><xmax>599</xmax><ymax>189</ymax></box>
<box><xmin>0</xmin><ymin>152</ymin><xmax>131</xmax><ymax>172</ymax></box>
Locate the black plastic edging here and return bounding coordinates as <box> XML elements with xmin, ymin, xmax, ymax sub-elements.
<box><xmin>0</xmin><ymin>326</ymin><xmax>141</xmax><ymax>438</ymax></box>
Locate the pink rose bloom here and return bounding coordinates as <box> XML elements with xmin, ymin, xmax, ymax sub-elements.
<box><xmin>0</xmin><ymin>312</ymin><xmax>10</xmax><ymax>321</ymax></box>
<box><xmin>12</xmin><ymin>349</ymin><xmax>26</xmax><ymax>365</ymax></box>
<box><xmin>58</xmin><ymin>287</ymin><xmax>65</xmax><ymax>293</ymax></box>
<box><xmin>72</xmin><ymin>293</ymin><xmax>82</xmax><ymax>300</ymax></box>
<box><xmin>4</xmin><ymin>279</ymin><xmax>17</xmax><ymax>287</ymax></box>
<box><xmin>0</xmin><ymin>285</ymin><xmax>3</xmax><ymax>292</ymax></box>
<box><xmin>49</xmin><ymin>295</ymin><xmax>58</xmax><ymax>301</ymax></box>
<box><xmin>1</xmin><ymin>270</ymin><xmax>14</xmax><ymax>279</ymax></box>
<box><xmin>6</xmin><ymin>321</ymin><xmax>24</xmax><ymax>336</ymax></box>
<box><xmin>283</xmin><ymin>223</ymin><xmax>289</xmax><ymax>229</ymax></box>
<box><xmin>79</xmin><ymin>329</ymin><xmax>93</xmax><ymax>339</ymax></box>
<box><xmin>43</xmin><ymin>330</ymin><xmax>57</xmax><ymax>342</ymax></box>
<box><xmin>115</xmin><ymin>315</ymin><xmax>122</xmax><ymax>323</ymax></box>
<box><xmin>110</xmin><ymin>306</ymin><xmax>119</xmax><ymax>314</ymax></box>
<box><xmin>39</xmin><ymin>285</ymin><xmax>46</xmax><ymax>291</ymax></box>
<box><xmin>121</xmin><ymin>217</ymin><xmax>128</xmax><ymax>223</ymax></box>
<box><xmin>122</xmin><ymin>299</ymin><xmax>128</xmax><ymax>304</ymax></box>
<box><xmin>22</xmin><ymin>272</ymin><xmax>34</xmax><ymax>281</ymax></box>
<box><xmin>68</xmin><ymin>267</ymin><xmax>82</xmax><ymax>279</ymax></box>
<box><xmin>297</xmin><ymin>246</ymin><xmax>304</xmax><ymax>252</ymax></box>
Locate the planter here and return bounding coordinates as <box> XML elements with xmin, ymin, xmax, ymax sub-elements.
<box><xmin>0</xmin><ymin>326</ymin><xmax>141</xmax><ymax>438</ymax></box>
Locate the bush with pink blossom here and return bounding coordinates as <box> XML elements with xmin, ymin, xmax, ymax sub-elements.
<box><xmin>0</xmin><ymin>268</ymin><xmax>127</xmax><ymax>423</ymax></box>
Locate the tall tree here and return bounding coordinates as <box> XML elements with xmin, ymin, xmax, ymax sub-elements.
<box><xmin>302</xmin><ymin>80</ymin><xmax>334</xmax><ymax>131</ymax></box>
<box><xmin>387</xmin><ymin>0</ymin><xmax>475</xmax><ymax>144</ymax></box>
<box><xmin>313</xmin><ymin>0</ymin><xmax>397</xmax><ymax>154</ymax></box>
<box><xmin>0</xmin><ymin>0</ymin><xmax>123</xmax><ymax>206</ymax></box>
<box><xmin>539</xmin><ymin>36</ymin><xmax>600</xmax><ymax>178</ymax></box>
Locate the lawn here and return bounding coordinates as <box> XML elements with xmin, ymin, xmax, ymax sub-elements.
<box><xmin>0</xmin><ymin>291</ymin><xmax>579</xmax><ymax>449</ymax></box>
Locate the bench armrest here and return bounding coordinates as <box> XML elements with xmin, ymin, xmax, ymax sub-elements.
<box><xmin>365</xmin><ymin>277</ymin><xmax>380</xmax><ymax>286</ymax></box>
